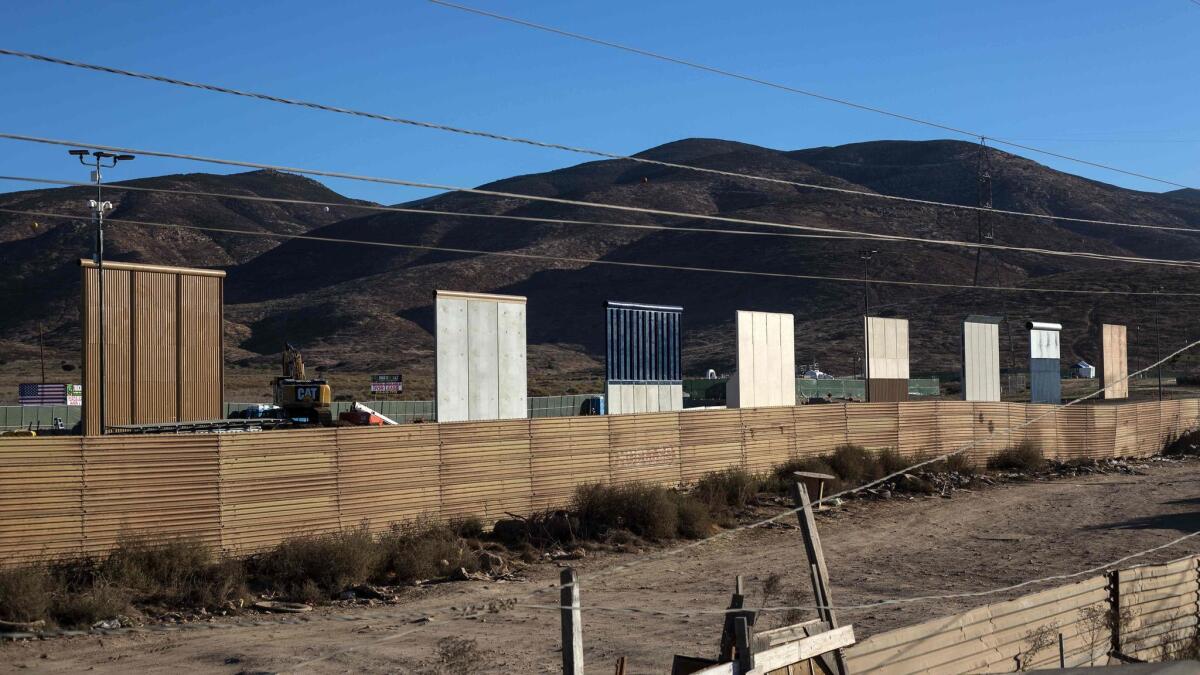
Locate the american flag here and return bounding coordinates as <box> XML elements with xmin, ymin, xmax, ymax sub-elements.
<box><xmin>18</xmin><ymin>383</ymin><xmax>68</xmax><ymax>406</ymax></box>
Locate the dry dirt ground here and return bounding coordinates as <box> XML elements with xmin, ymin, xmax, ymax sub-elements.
<box><xmin>5</xmin><ymin>459</ymin><xmax>1200</xmax><ymax>674</ymax></box>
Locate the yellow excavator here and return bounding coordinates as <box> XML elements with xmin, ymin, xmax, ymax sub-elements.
<box><xmin>273</xmin><ymin>343</ymin><xmax>333</xmax><ymax>426</ymax></box>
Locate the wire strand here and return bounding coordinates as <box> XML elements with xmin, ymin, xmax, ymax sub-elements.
<box><xmin>2</xmin><ymin>48</ymin><xmax>1199</xmax><ymax>234</ymax></box>
<box><xmin>6</xmin><ymin>206</ymin><xmax>1200</xmax><ymax>298</ymax></box>
<box><xmin>428</xmin><ymin>1</ymin><xmax>1195</xmax><ymax>191</ymax></box>
<box><xmin>3</xmin><ymin>135</ymin><xmax>1199</xmax><ymax>271</ymax></box>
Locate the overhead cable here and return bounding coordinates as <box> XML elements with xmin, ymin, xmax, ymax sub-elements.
<box><xmin>2</xmin><ymin>49</ymin><xmax>1199</xmax><ymax>235</ymax></box>
<box><xmin>428</xmin><ymin>0</ymin><xmax>1194</xmax><ymax>191</ymax></box>
<box><xmin>6</xmin><ymin>206</ymin><xmax>1200</xmax><ymax>297</ymax></box>
<box><xmin>3</xmin><ymin>134</ymin><xmax>1199</xmax><ymax>271</ymax></box>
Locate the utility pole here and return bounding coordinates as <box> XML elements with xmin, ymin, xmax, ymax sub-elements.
<box><xmin>972</xmin><ymin>138</ymin><xmax>993</xmax><ymax>287</ymax></box>
<box><xmin>1155</xmin><ymin>287</ymin><xmax>1163</xmax><ymax>402</ymax></box>
<box><xmin>859</xmin><ymin>249</ymin><xmax>877</xmax><ymax>381</ymax></box>
<box><xmin>69</xmin><ymin>149</ymin><xmax>134</xmax><ymax>434</ymax></box>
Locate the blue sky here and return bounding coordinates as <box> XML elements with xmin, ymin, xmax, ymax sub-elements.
<box><xmin>1</xmin><ymin>1</ymin><xmax>1197</xmax><ymax>204</ymax></box>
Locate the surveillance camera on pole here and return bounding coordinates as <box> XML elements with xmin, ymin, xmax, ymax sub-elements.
<box><xmin>69</xmin><ymin>149</ymin><xmax>134</xmax><ymax>435</ymax></box>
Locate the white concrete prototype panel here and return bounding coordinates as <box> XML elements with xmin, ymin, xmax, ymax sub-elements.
<box><xmin>1101</xmin><ymin>323</ymin><xmax>1128</xmax><ymax>400</ymax></box>
<box><xmin>864</xmin><ymin>317</ymin><xmax>910</xmax><ymax>379</ymax></box>
<box><xmin>435</xmin><ymin>290</ymin><xmax>527</xmax><ymax>422</ymax></box>
<box><xmin>606</xmin><ymin>383</ymin><xmax>682</xmax><ymax>415</ymax></box>
<box><xmin>1029</xmin><ymin>321</ymin><xmax>1062</xmax><ymax>359</ymax></box>
<box><xmin>962</xmin><ymin>316</ymin><xmax>1001</xmax><ymax>402</ymax></box>
<box><xmin>728</xmin><ymin>310</ymin><xmax>796</xmax><ymax>408</ymax></box>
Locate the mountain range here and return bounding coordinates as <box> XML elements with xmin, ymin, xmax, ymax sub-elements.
<box><xmin>3</xmin><ymin>138</ymin><xmax>1199</xmax><ymax>397</ymax></box>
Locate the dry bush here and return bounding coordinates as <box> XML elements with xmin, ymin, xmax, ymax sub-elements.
<box><xmin>102</xmin><ymin>536</ymin><xmax>245</xmax><ymax>608</ymax></box>
<box><xmin>0</xmin><ymin>565</ymin><xmax>51</xmax><ymax>623</ymax></box>
<box><xmin>572</xmin><ymin>483</ymin><xmax>677</xmax><ymax>541</ymax></box>
<box><xmin>49</xmin><ymin>583</ymin><xmax>128</xmax><ymax>628</ymax></box>
<box><xmin>988</xmin><ymin>440</ymin><xmax>1045</xmax><ymax>471</ymax></box>
<box><xmin>376</xmin><ymin>521</ymin><xmax>479</xmax><ymax>584</ymax></box>
<box><xmin>253</xmin><ymin>525</ymin><xmax>379</xmax><ymax>599</ymax></box>
<box><xmin>875</xmin><ymin>447</ymin><xmax>909</xmax><ymax>475</ymax></box>
<box><xmin>827</xmin><ymin>444</ymin><xmax>882</xmax><ymax>485</ymax></box>
<box><xmin>694</xmin><ymin>468</ymin><xmax>758</xmax><ymax>513</ymax></box>
<box><xmin>673</xmin><ymin>495</ymin><xmax>713</xmax><ymax>539</ymax></box>
<box><xmin>449</xmin><ymin>516</ymin><xmax>485</xmax><ymax>540</ymax></box>
<box><xmin>768</xmin><ymin>457</ymin><xmax>845</xmax><ymax>495</ymax></box>
<box><xmin>1163</xmin><ymin>428</ymin><xmax>1200</xmax><ymax>456</ymax></box>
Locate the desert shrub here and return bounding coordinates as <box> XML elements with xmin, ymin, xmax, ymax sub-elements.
<box><xmin>988</xmin><ymin>440</ymin><xmax>1045</xmax><ymax>471</ymax></box>
<box><xmin>49</xmin><ymin>583</ymin><xmax>128</xmax><ymax>628</ymax></box>
<box><xmin>449</xmin><ymin>516</ymin><xmax>485</xmax><ymax>540</ymax></box>
<box><xmin>376</xmin><ymin>521</ymin><xmax>478</xmax><ymax>584</ymax></box>
<box><xmin>1163</xmin><ymin>428</ymin><xmax>1200</xmax><ymax>456</ymax></box>
<box><xmin>768</xmin><ymin>457</ymin><xmax>845</xmax><ymax>495</ymax></box>
<box><xmin>102</xmin><ymin>536</ymin><xmax>245</xmax><ymax>608</ymax></box>
<box><xmin>673</xmin><ymin>495</ymin><xmax>713</xmax><ymax>539</ymax></box>
<box><xmin>827</xmin><ymin>444</ymin><xmax>882</xmax><ymax>485</ymax></box>
<box><xmin>253</xmin><ymin>525</ymin><xmax>379</xmax><ymax>599</ymax></box>
<box><xmin>876</xmin><ymin>448</ymin><xmax>909</xmax><ymax>475</ymax></box>
<box><xmin>694</xmin><ymin>468</ymin><xmax>758</xmax><ymax>512</ymax></box>
<box><xmin>924</xmin><ymin>452</ymin><xmax>977</xmax><ymax>475</ymax></box>
<box><xmin>0</xmin><ymin>565</ymin><xmax>51</xmax><ymax>623</ymax></box>
<box><xmin>572</xmin><ymin>483</ymin><xmax>677</xmax><ymax>541</ymax></box>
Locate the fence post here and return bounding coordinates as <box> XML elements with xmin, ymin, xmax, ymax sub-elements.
<box><xmin>561</xmin><ymin>567</ymin><xmax>584</xmax><ymax>675</ymax></box>
<box><xmin>1108</xmin><ymin>569</ymin><xmax>1121</xmax><ymax>657</ymax></box>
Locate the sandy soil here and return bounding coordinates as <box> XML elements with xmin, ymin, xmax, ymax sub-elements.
<box><xmin>4</xmin><ymin>459</ymin><xmax>1200</xmax><ymax>674</ymax></box>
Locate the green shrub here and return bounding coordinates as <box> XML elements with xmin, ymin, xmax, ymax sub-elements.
<box><xmin>49</xmin><ymin>583</ymin><xmax>128</xmax><ymax>628</ymax></box>
<box><xmin>449</xmin><ymin>516</ymin><xmax>485</xmax><ymax>540</ymax></box>
<box><xmin>376</xmin><ymin>521</ymin><xmax>478</xmax><ymax>584</ymax></box>
<box><xmin>572</xmin><ymin>483</ymin><xmax>678</xmax><ymax>541</ymax></box>
<box><xmin>988</xmin><ymin>441</ymin><xmax>1045</xmax><ymax>471</ymax></box>
<box><xmin>694</xmin><ymin>468</ymin><xmax>758</xmax><ymax>512</ymax></box>
<box><xmin>768</xmin><ymin>458</ymin><xmax>845</xmax><ymax>495</ymax></box>
<box><xmin>1164</xmin><ymin>429</ymin><xmax>1200</xmax><ymax>456</ymax></box>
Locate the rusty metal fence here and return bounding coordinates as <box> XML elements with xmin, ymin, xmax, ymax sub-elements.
<box><xmin>2</xmin><ymin>399</ymin><xmax>1197</xmax><ymax>566</ymax></box>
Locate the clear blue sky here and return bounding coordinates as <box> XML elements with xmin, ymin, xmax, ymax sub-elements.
<box><xmin>1</xmin><ymin>1</ymin><xmax>1197</xmax><ymax>204</ymax></box>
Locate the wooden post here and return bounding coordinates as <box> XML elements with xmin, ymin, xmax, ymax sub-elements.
<box><xmin>792</xmin><ymin>476</ymin><xmax>848</xmax><ymax>675</ymax></box>
<box><xmin>734</xmin><ymin>616</ymin><xmax>753</xmax><ymax>673</ymax></box>
<box><xmin>1058</xmin><ymin>632</ymin><xmax>1066</xmax><ymax>667</ymax></box>
<box><xmin>561</xmin><ymin>567</ymin><xmax>584</xmax><ymax>675</ymax></box>
<box><xmin>1108</xmin><ymin>569</ymin><xmax>1121</xmax><ymax>657</ymax></box>
<box><xmin>719</xmin><ymin>576</ymin><xmax>747</xmax><ymax>662</ymax></box>
<box><xmin>613</xmin><ymin>656</ymin><xmax>626</xmax><ymax>675</ymax></box>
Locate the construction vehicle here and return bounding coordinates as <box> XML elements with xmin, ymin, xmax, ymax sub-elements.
<box><xmin>273</xmin><ymin>343</ymin><xmax>333</xmax><ymax>426</ymax></box>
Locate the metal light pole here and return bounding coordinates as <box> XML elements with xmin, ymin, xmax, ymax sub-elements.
<box><xmin>69</xmin><ymin>149</ymin><xmax>134</xmax><ymax>434</ymax></box>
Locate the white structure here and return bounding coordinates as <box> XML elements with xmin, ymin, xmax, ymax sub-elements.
<box><xmin>864</xmin><ymin>316</ymin><xmax>910</xmax><ymax>401</ymax></box>
<box><xmin>435</xmin><ymin>290</ymin><xmax>527</xmax><ymax>422</ymax></box>
<box><xmin>961</xmin><ymin>315</ymin><xmax>1002</xmax><ymax>402</ymax></box>
<box><xmin>1071</xmin><ymin>361</ymin><xmax>1096</xmax><ymax>378</ymax></box>
<box><xmin>728</xmin><ymin>310</ymin><xmax>796</xmax><ymax>408</ymax></box>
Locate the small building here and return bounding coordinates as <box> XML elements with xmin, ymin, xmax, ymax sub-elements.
<box><xmin>1070</xmin><ymin>360</ymin><xmax>1096</xmax><ymax>379</ymax></box>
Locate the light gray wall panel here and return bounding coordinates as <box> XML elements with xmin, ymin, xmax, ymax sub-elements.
<box><xmin>963</xmin><ymin>318</ymin><xmax>1001</xmax><ymax>402</ymax></box>
<box><xmin>467</xmin><ymin>299</ymin><xmax>499</xmax><ymax>421</ymax></box>
<box><xmin>497</xmin><ymin>301</ymin><xmax>527</xmax><ymax>419</ymax></box>
<box><xmin>730</xmin><ymin>310</ymin><xmax>797</xmax><ymax>408</ymax></box>
<box><xmin>435</xmin><ymin>296</ymin><xmax>469</xmax><ymax>422</ymax></box>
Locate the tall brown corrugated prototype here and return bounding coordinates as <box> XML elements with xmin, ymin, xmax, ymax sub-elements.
<box><xmin>81</xmin><ymin>260</ymin><xmax>224</xmax><ymax>435</ymax></box>
<box><xmin>1100</xmin><ymin>324</ymin><xmax>1129</xmax><ymax>400</ymax></box>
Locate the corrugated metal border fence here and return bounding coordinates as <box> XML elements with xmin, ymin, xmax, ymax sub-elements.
<box><xmin>844</xmin><ymin>555</ymin><xmax>1200</xmax><ymax>672</ymax></box>
<box><xmin>1</xmin><ymin>399</ymin><xmax>1197</xmax><ymax>565</ymax></box>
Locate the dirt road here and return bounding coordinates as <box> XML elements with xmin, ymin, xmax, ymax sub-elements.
<box><xmin>5</xmin><ymin>458</ymin><xmax>1200</xmax><ymax>674</ymax></box>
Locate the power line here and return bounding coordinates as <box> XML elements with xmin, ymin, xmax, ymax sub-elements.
<box><xmin>3</xmin><ymin>134</ymin><xmax>1200</xmax><ymax>271</ymax></box>
<box><xmin>5</xmin><ymin>173</ymin><xmax>1200</xmax><ymax>271</ymax></box>
<box><xmin>2</xmin><ymin>49</ymin><xmax>1199</xmax><ymax>236</ymax></box>
<box><xmin>429</xmin><ymin>1</ymin><xmax>1195</xmax><ymax>191</ymax></box>
<box><xmin>6</xmin><ymin>206</ymin><xmax>1200</xmax><ymax>297</ymax></box>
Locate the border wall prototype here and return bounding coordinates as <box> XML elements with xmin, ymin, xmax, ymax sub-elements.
<box><xmin>1029</xmin><ymin>321</ymin><xmax>1063</xmax><ymax>404</ymax></box>
<box><xmin>961</xmin><ymin>315</ymin><xmax>1001</xmax><ymax>402</ymax></box>
<box><xmin>865</xmin><ymin>317</ymin><xmax>910</xmax><ymax>402</ymax></box>
<box><xmin>728</xmin><ymin>310</ymin><xmax>796</xmax><ymax>409</ymax></box>
<box><xmin>3</xmin><ymin>398</ymin><xmax>1196</xmax><ymax>566</ymax></box>
<box><xmin>80</xmin><ymin>260</ymin><xmax>224</xmax><ymax>435</ymax></box>
<box><xmin>1101</xmin><ymin>323</ymin><xmax>1129</xmax><ymax>400</ymax></box>
<box><xmin>605</xmin><ymin>301</ymin><xmax>683</xmax><ymax>414</ymax></box>
<box><xmin>434</xmin><ymin>290</ymin><xmax>527</xmax><ymax>423</ymax></box>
